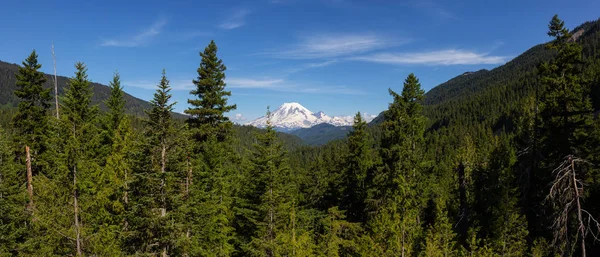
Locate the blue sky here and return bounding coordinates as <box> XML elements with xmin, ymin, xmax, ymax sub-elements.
<box><xmin>1</xmin><ymin>0</ymin><xmax>599</xmax><ymax>122</ymax></box>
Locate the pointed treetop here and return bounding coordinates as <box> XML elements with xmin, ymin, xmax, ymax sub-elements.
<box><xmin>146</xmin><ymin>69</ymin><xmax>176</xmax><ymax>143</ymax></box>
<box><xmin>547</xmin><ymin>14</ymin><xmax>570</xmax><ymax>42</ymax></box>
<box><xmin>62</xmin><ymin>62</ymin><xmax>97</xmax><ymax>124</ymax></box>
<box><xmin>402</xmin><ymin>73</ymin><xmax>425</xmax><ymax>104</ymax></box>
<box><xmin>12</xmin><ymin>49</ymin><xmax>51</xmax><ymax>149</ymax></box>
<box><xmin>185</xmin><ymin>40</ymin><xmax>236</xmax><ymax>142</ymax></box>
<box><xmin>105</xmin><ymin>71</ymin><xmax>126</xmax><ymax>134</ymax></box>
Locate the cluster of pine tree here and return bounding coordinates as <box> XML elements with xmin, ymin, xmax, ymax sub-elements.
<box><xmin>1</xmin><ymin>15</ymin><xmax>600</xmax><ymax>256</ymax></box>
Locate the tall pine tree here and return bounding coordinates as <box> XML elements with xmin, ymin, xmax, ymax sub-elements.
<box><xmin>104</xmin><ymin>72</ymin><xmax>125</xmax><ymax>141</ymax></box>
<box><xmin>60</xmin><ymin>62</ymin><xmax>100</xmax><ymax>256</ymax></box>
<box><xmin>148</xmin><ymin>69</ymin><xmax>177</xmax><ymax>256</ymax></box>
<box><xmin>368</xmin><ymin>73</ymin><xmax>427</xmax><ymax>256</ymax></box>
<box><xmin>185</xmin><ymin>40</ymin><xmax>236</xmax><ymax>143</ymax></box>
<box><xmin>11</xmin><ymin>50</ymin><xmax>52</xmax><ymax>210</ymax></box>
<box><xmin>184</xmin><ymin>41</ymin><xmax>237</xmax><ymax>256</ymax></box>
<box><xmin>539</xmin><ymin>15</ymin><xmax>600</xmax><ymax>256</ymax></box>
<box><xmin>341</xmin><ymin>112</ymin><xmax>373</xmax><ymax>223</ymax></box>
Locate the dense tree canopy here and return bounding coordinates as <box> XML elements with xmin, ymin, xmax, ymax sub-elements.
<box><xmin>1</xmin><ymin>16</ymin><xmax>600</xmax><ymax>257</ymax></box>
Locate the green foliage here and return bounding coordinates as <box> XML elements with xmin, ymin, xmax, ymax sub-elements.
<box><xmin>185</xmin><ymin>40</ymin><xmax>236</xmax><ymax>143</ymax></box>
<box><xmin>245</xmin><ymin>109</ymin><xmax>295</xmax><ymax>256</ymax></box>
<box><xmin>146</xmin><ymin>69</ymin><xmax>176</xmax><ymax>146</ymax></box>
<box><xmin>317</xmin><ymin>207</ymin><xmax>362</xmax><ymax>257</ymax></box>
<box><xmin>0</xmin><ymin>59</ymin><xmax>166</xmax><ymax>118</ymax></box>
<box><xmin>421</xmin><ymin>201</ymin><xmax>457</xmax><ymax>257</ymax></box>
<box><xmin>341</xmin><ymin>112</ymin><xmax>373</xmax><ymax>222</ymax></box>
<box><xmin>11</xmin><ymin>50</ymin><xmax>51</xmax><ymax>151</ymax></box>
<box><xmin>104</xmin><ymin>72</ymin><xmax>125</xmax><ymax>140</ymax></box>
<box><xmin>0</xmin><ymin>126</ymin><xmax>29</xmax><ymax>256</ymax></box>
<box><xmin>368</xmin><ymin>73</ymin><xmax>427</xmax><ymax>256</ymax></box>
<box><xmin>539</xmin><ymin>14</ymin><xmax>594</xmax><ymax>162</ymax></box>
<box><xmin>2</xmin><ymin>16</ymin><xmax>600</xmax><ymax>256</ymax></box>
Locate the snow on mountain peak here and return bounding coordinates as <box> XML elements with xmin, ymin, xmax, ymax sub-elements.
<box><xmin>247</xmin><ymin>102</ymin><xmax>373</xmax><ymax>131</ymax></box>
<box><xmin>314</xmin><ymin>111</ymin><xmax>330</xmax><ymax>120</ymax></box>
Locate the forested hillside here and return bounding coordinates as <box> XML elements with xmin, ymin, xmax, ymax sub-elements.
<box><xmin>1</xmin><ymin>15</ymin><xmax>600</xmax><ymax>257</ymax></box>
<box><xmin>424</xmin><ymin>18</ymin><xmax>600</xmax><ymax>130</ymax></box>
<box><xmin>0</xmin><ymin>60</ymin><xmax>157</xmax><ymax>117</ymax></box>
<box><xmin>290</xmin><ymin>123</ymin><xmax>351</xmax><ymax>145</ymax></box>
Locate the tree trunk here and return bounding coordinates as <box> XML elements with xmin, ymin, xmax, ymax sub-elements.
<box><xmin>161</xmin><ymin>143</ymin><xmax>166</xmax><ymax>217</ymax></box>
<box><xmin>184</xmin><ymin>155</ymin><xmax>191</xmax><ymax>257</ymax></box>
<box><xmin>52</xmin><ymin>42</ymin><xmax>59</xmax><ymax>119</ymax></box>
<box><xmin>74</xmin><ymin>164</ymin><xmax>82</xmax><ymax>256</ymax></box>
<box><xmin>124</xmin><ymin>163</ymin><xmax>129</xmax><ymax>232</ymax></box>
<box><xmin>186</xmin><ymin>155</ymin><xmax>191</xmax><ymax>197</ymax></box>
<box><xmin>161</xmin><ymin>143</ymin><xmax>167</xmax><ymax>257</ymax></box>
<box><xmin>571</xmin><ymin>159</ymin><xmax>586</xmax><ymax>257</ymax></box>
<box><xmin>401</xmin><ymin>219</ymin><xmax>405</xmax><ymax>257</ymax></box>
<box><xmin>25</xmin><ymin>145</ymin><xmax>33</xmax><ymax>210</ymax></box>
<box><xmin>268</xmin><ymin>181</ymin><xmax>274</xmax><ymax>257</ymax></box>
<box><xmin>457</xmin><ymin>162</ymin><xmax>469</xmax><ymax>248</ymax></box>
<box><xmin>291</xmin><ymin>203</ymin><xmax>296</xmax><ymax>257</ymax></box>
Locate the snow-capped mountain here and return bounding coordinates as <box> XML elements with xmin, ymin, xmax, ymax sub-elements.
<box><xmin>247</xmin><ymin>102</ymin><xmax>375</xmax><ymax>131</ymax></box>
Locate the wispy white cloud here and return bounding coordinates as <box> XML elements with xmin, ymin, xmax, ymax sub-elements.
<box><xmin>125</xmin><ymin>79</ymin><xmax>194</xmax><ymax>91</ymax></box>
<box><xmin>227</xmin><ymin>78</ymin><xmax>284</xmax><ymax>89</ymax></box>
<box><xmin>263</xmin><ymin>33</ymin><xmax>398</xmax><ymax>59</ymax></box>
<box><xmin>307</xmin><ymin>60</ymin><xmax>338</xmax><ymax>68</ymax></box>
<box><xmin>219</xmin><ymin>9</ymin><xmax>251</xmax><ymax>30</ymax></box>
<box><xmin>282</xmin><ymin>60</ymin><xmax>339</xmax><ymax>75</ymax></box>
<box><xmin>411</xmin><ymin>0</ymin><xmax>457</xmax><ymax>20</ymax></box>
<box><xmin>226</xmin><ymin>77</ymin><xmax>364</xmax><ymax>95</ymax></box>
<box><xmin>101</xmin><ymin>19</ymin><xmax>167</xmax><ymax>47</ymax></box>
<box><xmin>351</xmin><ymin>49</ymin><xmax>508</xmax><ymax>65</ymax></box>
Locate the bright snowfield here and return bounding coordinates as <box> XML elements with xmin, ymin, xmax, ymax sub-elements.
<box><xmin>247</xmin><ymin>102</ymin><xmax>376</xmax><ymax>131</ymax></box>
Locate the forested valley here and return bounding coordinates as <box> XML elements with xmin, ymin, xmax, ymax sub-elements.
<box><xmin>2</xmin><ymin>15</ymin><xmax>600</xmax><ymax>256</ymax></box>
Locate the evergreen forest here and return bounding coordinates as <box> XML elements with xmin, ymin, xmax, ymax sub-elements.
<box><xmin>2</xmin><ymin>15</ymin><xmax>600</xmax><ymax>256</ymax></box>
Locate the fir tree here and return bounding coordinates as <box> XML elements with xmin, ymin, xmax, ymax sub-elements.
<box><xmin>98</xmin><ymin>71</ymin><xmax>131</xmax><ymax>254</ymax></box>
<box><xmin>185</xmin><ymin>40</ymin><xmax>236</xmax><ymax>143</ymax></box>
<box><xmin>60</xmin><ymin>62</ymin><xmax>100</xmax><ymax>256</ymax></box>
<box><xmin>11</xmin><ymin>50</ymin><xmax>52</xmax><ymax>210</ymax></box>
<box><xmin>125</xmin><ymin>70</ymin><xmax>180</xmax><ymax>256</ymax></box>
<box><xmin>539</xmin><ymin>14</ymin><xmax>594</xmax><ymax>165</ymax></box>
<box><xmin>183</xmin><ymin>40</ymin><xmax>238</xmax><ymax>256</ymax></box>
<box><xmin>318</xmin><ymin>207</ymin><xmax>362</xmax><ymax>257</ymax></box>
<box><xmin>185</xmin><ymin>134</ymin><xmax>236</xmax><ymax>256</ymax></box>
<box><xmin>368</xmin><ymin>73</ymin><xmax>426</xmax><ymax>256</ymax></box>
<box><xmin>245</xmin><ymin>108</ymin><xmax>309</xmax><ymax>257</ymax></box>
<box><xmin>341</xmin><ymin>112</ymin><xmax>373</xmax><ymax>223</ymax></box>
<box><xmin>249</xmin><ymin>108</ymin><xmax>288</xmax><ymax>256</ymax></box>
<box><xmin>0</xmin><ymin>126</ymin><xmax>30</xmax><ymax>255</ymax></box>
<box><xmin>92</xmin><ymin>117</ymin><xmax>131</xmax><ymax>255</ymax></box>
<box><xmin>539</xmin><ymin>15</ymin><xmax>600</xmax><ymax>256</ymax></box>
<box><xmin>422</xmin><ymin>198</ymin><xmax>457</xmax><ymax>257</ymax></box>
<box><xmin>484</xmin><ymin>137</ymin><xmax>528</xmax><ymax>256</ymax></box>
<box><xmin>104</xmin><ymin>71</ymin><xmax>125</xmax><ymax>140</ymax></box>
<box><xmin>147</xmin><ymin>69</ymin><xmax>177</xmax><ymax>256</ymax></box>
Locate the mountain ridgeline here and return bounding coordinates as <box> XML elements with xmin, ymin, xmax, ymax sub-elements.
<box><xmin>0</xmin><ymin>60</ymin><xmax>155</xmax><ymax>116</ymax></box>
<box><xmin>1</xmin><ymin>16</ymin><xmax>600</xmax><ymax>257</ymax></box>
<box><xmin>300</xmin><ymin>18</ymin><xmax>600</xmax><ymax>145</ymax></box>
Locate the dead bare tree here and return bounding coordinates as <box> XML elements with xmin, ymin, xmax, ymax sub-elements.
<box><xmin>25</xmin><ymin>145</ymin><xmax>33</xmax><ymax>210</ymax></box>
<box><xmin>547</xmin><ymin>155</ymin><xmax>600</xmax><ymax>257</ymax></box>
<box><xmin>52</xmin><ymin>42</ymin><xmax>59</xmax><ymax>119</ymax></box>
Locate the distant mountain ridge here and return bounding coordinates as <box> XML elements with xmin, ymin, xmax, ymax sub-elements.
<box><xmin>247</xmin><ymin>102</ymin><xmax>375</xmax><ymax>131</ymax></box>
<box><xmin>289</xmin><ymin>123</ymin><xmax>352</xmax><ymax>146</ymax></box>
<box><xmin>0</xmin><ymin>60</ymin><xmax>175</xmax><ymax>118</ymax></box>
